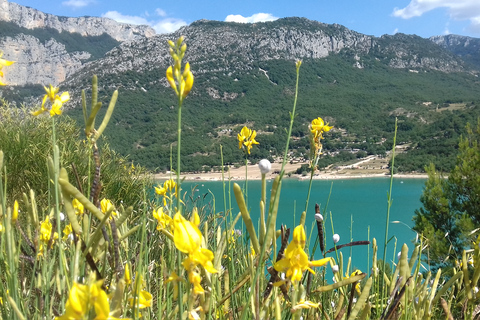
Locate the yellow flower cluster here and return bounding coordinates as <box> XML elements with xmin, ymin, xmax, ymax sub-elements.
<box><xmin>154</xmin><ymin>179</ymin><xmax>177</xmax><ymax>206</ymax></box>
<box><xmin>166</xmin><ymin>36</ymin><xmax>194</xmax><ymax>101</ymax></box>
<box><xmin>309</xmin><ymin>117</ymin><xmax>332</xmax><ymax>156</ymax></box>
<box><xmin>154</xmin><ymin>207</ymin><xmax>217</xmax><ymax>294</ymax></box>
<box><xmin>0</xmin><ymin>51</ymin><xmax>15</xmax><ymax>86</ymax></box>
<box><xmin>237</xmin><ymin>126</ymin><xmax>259</xmax><ymax>154</ymax></box>
<box><xmin>38</xmin><ymin>216</ymin><xmax>59</xmax><ymax>257</ymax></box>
<box><xmin>56</xmin><ymin>279</ymin><xmax>120</xmax><ymax>320</ymax></box>
<box><xmin>31</xmin><ymin>84</ymin><xmax>70</xmax><ymax>117</ymax></box>
<box><xmin>274</xmin><ymin>225</ymin><xmax>330</xmax><ymax>282</ymax></box>
<box><xmin>173</xmin><ymin>210</ymin><xmax>218</xmax><ymax>294</ymax></box>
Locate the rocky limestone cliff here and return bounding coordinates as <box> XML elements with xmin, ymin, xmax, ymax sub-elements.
<box><xmin>430</xmin><ymin>34</ymin><xmax>480</xmax><ymax>69</ymax></box>
<box><xmin>74</xmin><ymin>18</ymin><xmax>377</xmax><ymax>81</ymax></box>
<box><xmin>0</xmin><ymin>0</ymin><xmax>155</xmax><ymax>86</ymax></box>
<box><xmin>0</xmin><ymin>0</ymin><xmax>155</xmax><ymax>41</ymax></box>
<box><xmin>1</xmin><ymin>34</ymin><xmax>90</xmax><ymax>86</ymax></box>
<box><xmin>69</xmin><ymin>18</ymin><xmax>469</xmax><ymax>89</ymax></box>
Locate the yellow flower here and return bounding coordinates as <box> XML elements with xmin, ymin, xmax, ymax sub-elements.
<box><xmin>73</xmin><ymin>198</ymin><xmax>84</xmax><ymax>215</ymax></box>
<box><xmin>38</xmin><ymin>216</ymin><xmax>59</xmax><ymax>257</ymax></box>
<box><xmin>345</xmin><ymin>270</ymin><xmax>363</xmax><ymax>294</ymax></box>
<box><xmin>188</xmin><ymin>270</ymin><xmax>204</xmax><ymax>294</ymax></box>
<box><xmin>274</xmin><ymin>225</ymin><xmax>330</xmax><ymax>282</ymax></box>
<box><xmin>310</xmin><ymin>117</ymin><xmax>332</xmax><ymax>140</ymax></box>
<box><xmin>155</xmin><ymin>179</ymin><xmax>177</xmax><ymax>206</ymax></box>
<box><xmin>153</xmin><ymin>207</ymin><xmax>173</xmax><ymax>231</ymax></box>
<box><xmin>237</xmin><ymin>126</ymin><xmax>259</xmax><ymax>154</ymax></box>
<box><xmin>100</xmin><ymin>198</ymin><xmax>116</xmax><ymax>216</ymax></box>
<box><xmin>40</xmin><ymin>216</ymin><xmax>58</xmax><ymax>243</ymax></box>
<box><xmin>129</xmin><ymin>290</ymin><xmax>152</xmax><ymax>309</ymax></box>
<box><xmin>55</xmin><ymin>282</ymin><xmax>89</xmax><ymax>320</ymax></box>
<box><xmin>292</xmin><ymin>299</ymin><xmax>319</xmax><ymax>311</ymax></box>
<box><xmin>63</xmin><ymin>223</ymin><xmax>73</xmax><ymax>240</ymax></box>
<box><xmin>309</xmin><ymin>117</ymin><xmax>332</xmax><ymax>156</ymax></box>
<box><xmin>173</xmin><ymin>211</ymin><xmax>217</xmax><ymax>293</ymax></box>
<box><xmin>56</xmin><ymin>280</ymin><xmax>121</xmax><ymax>320</ymax></box>
<box><xmin>0</xmin><ymin>51</ymin><xmax>15</xmax><ymax>86</ymax></box>
<box><xmin>12</xmin><ymin>200</ymin><xmax>19</xmax><ymax>222</ymax></box>
<box><xmin>32</xmin><ymin>84</ymin><xmax>70</xmax><ymax>117</ymax></box>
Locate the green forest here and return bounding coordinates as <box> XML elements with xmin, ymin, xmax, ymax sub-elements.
<box><xmin>62</xmin><ymin>52</ymin><xmax>480</xmax><ymax>173</ymax></box>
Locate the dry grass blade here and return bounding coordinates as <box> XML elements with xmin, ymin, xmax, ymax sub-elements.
<box><xmin>441</xmin><ymin>298</ymin><xmax>454</xmax><ymax>320</ymax></box>
<box><xmin>383</xmin><ymin>276</ymin><xmax>412</xmax><ymax>320</ymax></box>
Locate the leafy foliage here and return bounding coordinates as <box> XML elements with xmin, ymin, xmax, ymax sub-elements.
<box><xmin>413</xmin><ymin>119</ymin><xmax>480</xmax><ymax>270</ymax></box>
<box><xmin>0</xmin><ymin>98</ymin><xmax>153</xmax><ymax>208</ymax></box>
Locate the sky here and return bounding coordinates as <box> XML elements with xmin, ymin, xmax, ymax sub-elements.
<box><xmin>9</xmin><ymin>0</ymin><xmax>480</xmax><ymax>38</ymax></box>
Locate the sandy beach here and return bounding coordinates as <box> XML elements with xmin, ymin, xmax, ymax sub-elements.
<box><xmin>153</xmin><ymin>156</ymin><xmax>428</xmax><ymax>181</ymax></box>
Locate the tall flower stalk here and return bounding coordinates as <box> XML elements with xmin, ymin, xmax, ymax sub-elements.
<box><xmin>166</xmin><ymin>36</ymin><xmax>194</xmax><ymax>213</ymax></box>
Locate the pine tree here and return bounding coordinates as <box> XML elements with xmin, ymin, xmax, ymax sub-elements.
<box><xmin>413</xmin><ymin>119</ymin><xmax>480</xmax><ymax>270</ymax></box>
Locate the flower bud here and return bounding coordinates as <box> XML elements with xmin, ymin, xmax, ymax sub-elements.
<box><xmin>166</xmin><ymin>66</ymin><xmax>178</xmax><ymax>94</ymax></box>
<box><xmin>176</xmin><ymin>36</ymin><xmax>184</xmax><ymax>47</ymax></box>
<box><xmin>333</xmin><ymin>234</ymin><xmax>340</xmax><ymax>244</ymax></box>
<box><xmin>182</xmin><ymin>71</ymin><xmax>194</xmax><ymax>98</ymax></box>
<box><xmin>332</xmin><ymin>265</ymin><xmax>339</xmax><ymax>273</ymax></box>
<box><xmin>12</xmin><ymin>200</ymin><xmax>19</xmax><ymax>222</ymax></box>
<box><xmin>258</xmin><ymin>159</ymin><xmax>271</xmax><ymax>174</ymax></box>
<box><xmin>167</xmin><ymin>40</ymin><xmax>175</xmax><ymax>48</ymax></box>
<box><xmin>181</xmin><ymin>43</ymin><xmax>187</xmax><ymax>53</ymax></box>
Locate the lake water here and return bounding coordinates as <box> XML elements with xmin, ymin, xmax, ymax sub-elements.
<box><xmin>181</xmin><ymin>177</ymin><xmax>426</xmax><ymax>273</ymax></box>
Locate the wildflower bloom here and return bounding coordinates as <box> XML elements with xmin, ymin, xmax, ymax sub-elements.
<box><xmin>309</xmin><ymin>117</ymin><xmax>332</xmax><ymax>156</ymax></box>
<box><xmin>73</xmin><ymin>198</ymin><xmax>84</xmax><ymax>215</ymax></box>
<box><xmin>274</xmin><ymin>225</ymin><xmax>330</xmax><ymax>282</ymax></box>
<box><xmin>237</xmin><ymin>126</ymin><xmax>259</xmax><ymax>154</ymax></box>
<box><xmin>0</xmin><ymin>51</ymin><xmax>15</xmax><ymax>86</ymax></box>
<box><xmin>63</xmin><ymin>223</ymin><xmax>73</xmax><ymax>240</ymax></box>
<box><xmin>153</xmin><ymin>207</ymin><xmax>173</xmax><ymax>231</ymax></box>
<box><xmin>38</xmin><ymin>216</ymin><xmax>59</xmax><ymax>256</ymax></box>
<box><xmin>155</xmin><ymin>179</ymin><xmax>177</xmax><ymax>205</ymax></box>
<box><xmin>173</xmin><ymin>211</ymin><xmax>218</xmax><ymax>293</ymax></box>
<box><xmin>31</xmin><ymin>84</ymin><xmax>70</xmax><ymax>116</ymax></box>
<box><xmin>56</xmin><ymin>280</ymin><xmax>120</xmax><ymax>320</ymax></box>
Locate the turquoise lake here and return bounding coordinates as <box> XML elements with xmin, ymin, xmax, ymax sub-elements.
<box><xmin>181</xmin><ymin>177</ymin><xmax>426</xmax><ymax>272</ymax></box>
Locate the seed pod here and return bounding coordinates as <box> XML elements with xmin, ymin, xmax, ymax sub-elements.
<box><xmin>315</xmin><ymin>203</ymin><xmax>324</xmax><ymax>253</ymax></box>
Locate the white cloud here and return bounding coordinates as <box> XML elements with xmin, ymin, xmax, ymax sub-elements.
<box><xmin>102</xmin><ymin>11</ymin><xmax>150</xmax><ymax>25</ymax></box>
<box><xmin>393</xmin><ymin>28</ymin><xmax>399</xmax><ymax>34</ymax></box>
<box><xmin>155</xmin><ymin>8</ymin><xmax>167</xmax><ymax>17</ymax></box>
<box><xmin>102</xmin><ymin>10</ymin><xmax>186</xmax><ymax>34</ymax></box>
<box><xmin>62</xmin><ymin>0</ymin><xmax>94</xmax><ymax>9</ymax></box>
<box><xmin>225</xmin><ymin>13</ymin><xmax>278</xmax><ymax>23</ymax></box>
<box><xmin>152</xmin><ymin>18</ymin><xmax>187</xmax><ymax>33</ymax></box>
<box><xmin>393</xmin><ymin>0</ymin><xmax>480</xmax><ymax>34</ymax></box>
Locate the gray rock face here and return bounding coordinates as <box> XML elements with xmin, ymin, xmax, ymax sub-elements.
<box><xmin>0</xmin><ymin>0</ymin><xmax>155</xmax><ymax>86</ymax></box>
<box><xmin>0</xmin><ymin>0</ymin><xmax>155</xmax><ymax>41</ymax></box>
<box><xmin>1</xmin><ymin>34</ymin><xmax>90</xmax><ymax>86</ymax></box>
<box><xmin>78</xmin><ymin>18</ymin><xmax>377</xmax><ymax>80</ymax></box>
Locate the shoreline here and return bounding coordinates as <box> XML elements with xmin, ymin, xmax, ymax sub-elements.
<box><xmin>153</xmin><ymin>162</ymin><xmax>428</xmax><ymax>181</ymax></box>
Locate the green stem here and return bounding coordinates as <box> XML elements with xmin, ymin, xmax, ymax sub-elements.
<box><xmin>381</xmin><ymin>117</ymin><xmax>398</xmax><ymax>308</ymax></box>
<box><xmin>52</xmin><ymin>117</ymin><xmax>67</xmax><ymax>305</ymax></box>
<box><xmin>280</xmin><ymin>62</ymin><xmax>301</xmax><ymax>176</ymax></box>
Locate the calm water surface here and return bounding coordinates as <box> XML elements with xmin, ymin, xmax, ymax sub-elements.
<box><xmin>182</xmin><ymin>177</ymin><xmax>426</xmax><ymax>272</ymax></box>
